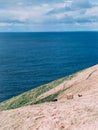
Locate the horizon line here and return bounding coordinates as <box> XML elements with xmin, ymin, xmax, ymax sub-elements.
<box><xmin>0</xmin><ymin>30</ymin><xmax>98</xmax><ymax>33</ymax></box>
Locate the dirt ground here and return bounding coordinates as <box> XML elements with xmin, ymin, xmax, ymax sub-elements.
<box><xmin>0</xmin><ymin>64</ymin><xmax>98</xmax><ymax>130</ymax></box>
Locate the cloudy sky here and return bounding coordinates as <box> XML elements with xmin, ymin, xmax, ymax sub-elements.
<box><xmin>0</xmin><ymin>0</ymin><xmax>98</xmax><ymax>32</ymax></box>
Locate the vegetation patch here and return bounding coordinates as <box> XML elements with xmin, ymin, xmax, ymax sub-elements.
<box><xmin>0</xmin><ymin>73</ymin><xmax>77</xmax><ymax>111</ymax></box>
<box><xmin>34</xmin><ymin>91</ymin><xmax>61</xmax><ymax>104</ymax></box>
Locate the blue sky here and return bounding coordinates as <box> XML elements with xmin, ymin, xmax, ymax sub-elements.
<box><xmin>0</xmin><ymin>0</ymin><xmax>98</xmax><ymax>32</ymax></box>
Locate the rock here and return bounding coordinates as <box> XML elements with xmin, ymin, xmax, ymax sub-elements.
<box><xmin>78</xmin><ymin>94</ymin><xmax>82</xmax><ymax>97</ymax></box>
<box><xmin>66</xmin><ymin>93</ymin><xmax>74</xmax><ymax>100</ymax></box>
<box><xmin>52</xmin><ymin>99</ymin><xmax>58</xmax><ymax>102</ymax></box>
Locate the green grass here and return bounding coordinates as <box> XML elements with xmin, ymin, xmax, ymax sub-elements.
<box><xmin>34</xmin><ymin>91</ymin><xmax>61</xmax><ymax>104</ymax></box>
<box><xmin>0</xmin><ymin>73</ymin><xmax>77</xmax><ymax>111</ymax></box>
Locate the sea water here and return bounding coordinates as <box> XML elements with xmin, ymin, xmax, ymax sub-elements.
<box><xmin>0</xmin><ymin>32</ymin><xmax>98</xmax><ymax>102</ymax></box>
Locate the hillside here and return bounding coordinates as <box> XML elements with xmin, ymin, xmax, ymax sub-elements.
<box><xmin>0</xmin><ymin>64</ymin><xmax>98</xmax><ymax>130</ymax></box>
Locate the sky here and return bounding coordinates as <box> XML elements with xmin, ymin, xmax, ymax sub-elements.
<box><xmin>0</xmin><ymin>0</ymin><xmax>98</xmax><ymax>32</ymax></box>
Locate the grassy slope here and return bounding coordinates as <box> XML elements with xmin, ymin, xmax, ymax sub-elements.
<box><xmin>0</xmin><ymin>73</ymin><xmax>76</xmax><ymax>111</ymax></box>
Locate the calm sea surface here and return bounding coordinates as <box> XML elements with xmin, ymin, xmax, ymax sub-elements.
<box><xmin>0</xmin><ymin>32</ymin><xmax>98</xmax><ymax>102</ymax></box>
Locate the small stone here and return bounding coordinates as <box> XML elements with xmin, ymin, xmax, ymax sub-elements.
<box><xmin>52</xmin><ymin>99</ymin><xmax>58</xmax><ymax>102</ymax></box>
<box><xmin>66</xmin><ymin>93</ymin><xmax>74</xmax><ymax>100</ymax></box>
<box><xmin>78</xmin><ymin>94</ymin><xmax>82</xmax><ymax>97</ymax></box>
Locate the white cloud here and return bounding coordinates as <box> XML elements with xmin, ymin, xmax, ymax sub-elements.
<box><xmin>0</xmin><ymin>22</ymin><xmax>12</xmax><ymax>26</ymax></box>
<box><xmin>0</xmin><ymin>4</ymin><xmax>54</xmax><ymax>23</ymax></box>
<box><xmin>0</xmin><ymin>0</ymin><xmax>98</xmax><ymax>31</ymax></box>
<box><xmin>86</xmin><ymin>6</ymin><xmax>98</xmax><ymax>16</ymax></box>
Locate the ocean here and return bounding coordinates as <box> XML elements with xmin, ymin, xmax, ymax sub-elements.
<box><xmin>0</xmin><ymin>32</ymin><xmax>98</xmax><ymax>102</ymax></box>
